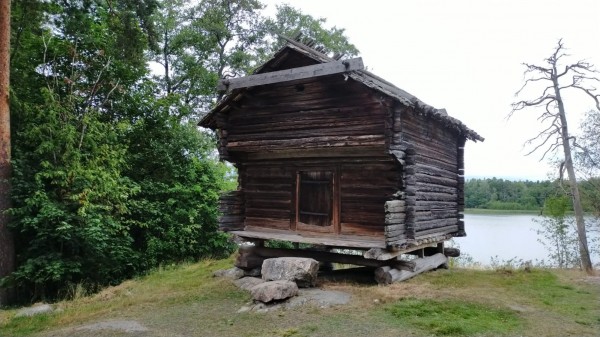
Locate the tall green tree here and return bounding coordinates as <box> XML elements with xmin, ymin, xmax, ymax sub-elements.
<box><xmin>263</xmin><ymin>3</ymin><xmax>358</xmax><ymax>58</ymax></box>
<box><xmin>6</xmin><ymin>0</ymin><xmax>158</xmax><ymax>300</ymax></box>
<box><xmin>150</xmin><ymin>0</ymin><xmax>265</xmax><ymax>118</ymax></box>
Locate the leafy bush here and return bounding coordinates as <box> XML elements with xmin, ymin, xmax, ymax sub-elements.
<box><xmin>5</xmin><ymin>91</ymin><xmax>139</xmax><ymax>300</ymax></box>
<box><xmin>123</xmin><ymin>110</ymin><xmax>236</xmax><ymax>268</ymax></box>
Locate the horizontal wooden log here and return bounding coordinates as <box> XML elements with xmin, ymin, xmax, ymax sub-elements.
<box><xmin>415</xmin><ymin>192</ymin><xmax>458</xmax><ymax>202</ymax></box>
<box><xmin>413</xmin><ymin>182</ymin><xmax>458</xmax><ymax>194</ymax></box>
<box><xmin>384</xmin><ymin>224</ymin><xmax>406</xmax><ymax>233</ymax></box>
<box><xmin>384</xmin><ymin>200</ymin><xmax>405</xmax><ymax>213</ymax></box>
<box><xmin>374</xmin><ymin>253</ymin><xmax>448</xmax><ymax>284</ymax></box>
<box><xmin>385</xmin><ymin>212</ymin><xmax>406</xmax><ymax>223</ymax></box>
<box><xmin>339</xmin><ymin>222</ymin><xmax>385</xmax><ymax>236</ymax></box>
<box><xmin>229</xmin><ymin>111</ymin><xmax>384</xmax><ymax>132</ymax></box>
<box><xmin>414</xmin><ymin>218</ymin><xmax>459</xmax><ymax>231</ymax></box>
<box><xmin>244</xmin><ymin>217</ymin><xmax>290</xmax><ymax>230</ymax></box>
<box><xmin>413</xmin><ymin>173</ymin><xmax>458</xmax><ymax>187</ymax></box>
<box><xmin>228</xmin><ymin>135</ymin><xmax>387</xmax><ymax>152</ymax></box>
<box><xmin>218</xmin><ymin>58</ymin><xmax>364</xmax><ymax>92</ymax></box>
<box><xmin>385</xmin><ymin>234</ymin><xmax>408</xmax><ymax>245</ymax></box>
<box><xmin>228</xmin><ymin>124</ymin><xmax>384</xmax><ymax>142</ymax></box>
<box><xmin>229</xmin><ymin>104</ymin><xmax>381</xmax><ymax>124</ymax></box>
<box><xmin>233</xmin><ymin>93</ymin><xmax>377</xmax><ymax>114</ymax></box>
<box><xmin>240</xmin><ymin>245</ymin><xmax>392</xmax><ymax>268</ymax></box>
<box><xmin>385</xmin><ymin>230</ymin><xmax>406</xmax><ymax>240</ymax></box>
<box><xmin>414</xmin><ymin>225</ymin><xmax>459</xmax><ymax>238</ymax></box>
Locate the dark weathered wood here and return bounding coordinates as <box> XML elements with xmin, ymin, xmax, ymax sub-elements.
<box><xmin>218</xmin><ymin>58</ymin><xmax>364</xmax><ymax>92</ymax></box>
<box><xmin>218</xmin><ymin>191</ymin><xmax>245</xmax><ymax>231</ymax></box>
<box><xmin>240</xmin><ymin>245</ymin><xmax>390</xmax><ymax>268</ymax></box>
<box><xmin>405</xmin><ymin>246</ymin><xmax>460</xmax><ymax>258</ymax></box>
<box><xmin>415</xmin><ymin>225</ymin><xmax>459</xmax><ymax>238</ymax></box>
<box><xmin>200</xmin><ymin>44</ymin><xmax>481</xmax><ymax>253</ymax></box>
<box><xmin>234</xmin><ymin>228</ymin><xmax>386</xmax><ymax>249</ymax></box>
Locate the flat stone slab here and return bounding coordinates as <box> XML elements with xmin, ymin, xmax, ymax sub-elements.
<box><xmin>238</xmin><ymin>288</ymin><xmax>351</xmax><ymax>313</ymax></box>
<box><xmin>250</xmin><ymin>280</ymin><xmax>298</xmax><ymax>303</ymax></box>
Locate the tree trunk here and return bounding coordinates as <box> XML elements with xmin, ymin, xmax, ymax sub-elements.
<box><xmin>552</xmin><ymin>70</ymin><xmax>594</xmax><ymax>274</ymax></box>
<box><xmin>0</xmin><ymin>0</ymin><xmax>15</xmax><ymax>306</ymax></box>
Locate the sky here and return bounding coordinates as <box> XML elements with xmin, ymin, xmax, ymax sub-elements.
<box><xmin>261</xmin><ymin>0</ymin><xmax>600</xmax><ymax>181</ymax></box>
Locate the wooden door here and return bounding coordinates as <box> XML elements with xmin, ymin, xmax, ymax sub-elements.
<box><xmin>294</xmin><ymin>169</ymin><xmax>339</xmax><ymax>233</ymax></box>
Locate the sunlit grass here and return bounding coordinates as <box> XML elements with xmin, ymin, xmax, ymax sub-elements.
<box><xmin>386</xmin><ymin>298</ymin><xmax>521</xmax><ymax>336</ymax></box>
<box><xmin>1</xmin><ymin>258</ymin><xmax>599</xmax><ymax>337</ymax></box>
<box><xmin>0</xmin><ymin>257</ymin><xmax>242</xmax><ymax>336</ymax></box>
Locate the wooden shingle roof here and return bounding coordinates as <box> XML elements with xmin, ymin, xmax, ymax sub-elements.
<box><xmin>200</xmin><ymin>40</ymin><xmax>484</xmax><ymax>142</ymax></box>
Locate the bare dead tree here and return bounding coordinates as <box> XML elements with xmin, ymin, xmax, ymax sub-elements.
<box><xmin>511</xmin><ymin>39</ymin><xmax>599</xmax><ymax>274</ymax></box>
<box><xmin>0</xmin><ymin>0</ymin><xmax>15</xmax><ymax>305</ymax></box>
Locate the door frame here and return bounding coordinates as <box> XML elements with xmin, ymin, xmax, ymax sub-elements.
<box><xmin>291</xmin><ymin>165</ymin><xmax>340</xmax><ymax>234</ymax></box>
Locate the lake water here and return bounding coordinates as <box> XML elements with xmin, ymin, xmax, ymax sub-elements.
<box><xmin>454</xmin><ymin>213</ymin><xmax>600</xmax><ymax>266</ymax></box>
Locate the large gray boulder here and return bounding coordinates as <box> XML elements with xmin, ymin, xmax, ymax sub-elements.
<box><xmin>250</xmin><ymin>280</ymin><xmax>298</xmax><ymax>303</ymax></box>
<box><xmin>261</xmin><ymin>257</ymin><xmax>319</xmax><ymax>287</ymax></box>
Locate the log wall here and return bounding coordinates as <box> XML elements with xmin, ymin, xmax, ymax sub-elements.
<box><xmin>242</xmin><ymin>165</ymin><xmax>293</xmax><ymax>231</ymax></box>
<box><xmin>218</xmin><ymin>190</ymin><xmax>244</xmax><ymax>231</ymax></box>
<box><xmin>221</xmin><ymin>75</ymin><xmax>387</xmax><ymax>155</ymax></box>
<box><xmin>393</xmin><ymin>106</ymin><xmax>463</xmax><ymax>244</ymax></box>
<box><xmin>339</xmin><ymin>161</ymin><xmax>400</xmax><ymax>236</ymax></box>
<box><xmin>238</xmin><ymin>158</ymin><xmax>400</xmax><ymax>239</ymax></box>
<box><xmin>212</xmin><ymin>68</ymin><xmax>467</xmax><ymax>249</ymax></box>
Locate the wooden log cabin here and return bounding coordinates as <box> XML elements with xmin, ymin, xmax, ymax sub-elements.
<box><xmin>200</xmin><ymin>39</ymin><xmax>483</xmax><ymax>261</ymax></box>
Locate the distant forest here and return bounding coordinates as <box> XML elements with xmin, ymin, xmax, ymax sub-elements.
<box><xmin>465</xmin><ymin>178</ymin><xmax>600</xmax><ymax>212</ymax></box>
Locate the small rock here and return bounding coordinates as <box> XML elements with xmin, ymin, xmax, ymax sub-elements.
<box><xmin>261</xmin><ymin>257</ymin><xmax>319</xmax><ymax>287</ymax></box>
<box><xmin>213</xmin><ymin>267</ymin><xmax>245</xmax><ymax>280</ymax></box>
<box><xmin>16</xmin><ymin>303</ymin><xmax>53</xmax><ymax>317</ymax></box>
<box><xmin>237</xmin><ymin>306</ymin><xmax>252</xmax><ymax>313</ymax></box>
<box><xmin>234</xmin><ymin>277</ymin><xmax>264</xmax><ymax>291</ymax></box>
<box><xmin>250</xmin><ymin>280</ymin><xmax>298</xmax><ymax>303</ymax></box>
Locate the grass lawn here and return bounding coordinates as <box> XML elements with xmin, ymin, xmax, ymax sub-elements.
<box><xmin>1</xmin><ymin>258</ymin><xmax>599</xmax><ymax>337</ymax></box>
